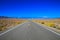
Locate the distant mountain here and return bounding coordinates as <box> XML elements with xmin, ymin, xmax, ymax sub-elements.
<box><xmin>0</xmin><ymin>16</ymin><xmax>60</xmax><ymax>19</ymax></box>
<box><xmin>0</xmin><ymin>16</ymin><xmax>9</xmax><ymax>18</ymax></box>
<box><xmin>0</xmin><ymin>16</ymin><xmax>20</xmax><ymax>19</ymax></box>
<box><xmin>0</xmin><ymin>16</ymin><xmax>14</xmax><ymax>19</ymax></box>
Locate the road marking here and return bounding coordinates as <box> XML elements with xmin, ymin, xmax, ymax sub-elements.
<box><xmin>33</xmin><ymin>22</ymin><xmax>60</xmax><ymax>36</ymax></box>
<box><xmin>0</xmin><ymin>22</ymin><xmax>27</xmax><ymax>36</ymax></box>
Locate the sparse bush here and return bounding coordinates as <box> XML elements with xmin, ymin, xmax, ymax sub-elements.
<box><xmin>56</xmin><ymin>26</ymin><xmax>60</xmax><ymax>30</ymax></box>
<box><xmin>17</xmin><ymin>22</ymin><xmax>20</xmax><ymax>24</ymax></box>
<box><xmin>0</xmin><ymin>26</ymin><xmax>4</xmax><ymax>31</ymax></box>
<box><xmin>46</xmin><ymin>23</ymin><xmax>55</xmax><ymax>27</ymax></box>
<box><xmin>0</xmin><ymin>19</ymin><xmax>26</xmax><ymax>31</ymax></box>
<box><xmin>41</xmin><ymin>22</ymin><xmax>44</xmax><ymax>24</ymax></box>
<box><xmin>33</xmin><ymin>20</ymin><xmax>60</xmax><ymax>30</ymax></box>
<box><xmin>56</xmin><ymin>27</ymin><xmax>60</xmax><ymax>30</ymax></box>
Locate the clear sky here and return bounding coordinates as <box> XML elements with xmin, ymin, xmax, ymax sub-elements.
<box><xmin>0</xmin><ymin>0</ymin><xmax>60</xmax><ymax>18</ymax></box>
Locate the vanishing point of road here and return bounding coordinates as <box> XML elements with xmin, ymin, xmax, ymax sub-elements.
<box><xmin>0</xmin><ymin>21</ymin><xmax>60</xmax><ymax>40</ymax></box>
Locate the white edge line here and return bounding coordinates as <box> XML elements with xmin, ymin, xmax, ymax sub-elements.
<box><xmin>34</xmin><ymin>22</ymin><xmax>60</xmax><ymax>36</ymax></box>
<box><xmin>0</xmin><ymin>22</ymin><xmax>27</xmax><ymax>36</ymax></box>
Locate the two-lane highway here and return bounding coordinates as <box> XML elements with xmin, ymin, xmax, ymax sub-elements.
<box><xmin>0</xmin><ymin>21</ymin><xmax>60</xmax><ymax>40</ymax></box>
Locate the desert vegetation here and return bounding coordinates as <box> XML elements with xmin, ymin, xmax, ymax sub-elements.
<box><xmin>0</xmin><ymin>18</ymin><xmax>27</xmax><ymax>31</ymax></box>
<box><xmin>32</xmin><ymin>19</ymin><xmax>60</xmax><ymax>30</ymax></box>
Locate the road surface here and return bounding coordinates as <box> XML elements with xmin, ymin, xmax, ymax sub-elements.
<box><xmin>0</xmin><ymin>21</ymin><xmax>60</xmax><ymax>40</ymax></box>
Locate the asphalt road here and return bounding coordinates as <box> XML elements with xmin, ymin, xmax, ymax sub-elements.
<box><xmin>0</xmin><ymin>21</ymin><xmax>60</xmax><ymax>40</ymax></box>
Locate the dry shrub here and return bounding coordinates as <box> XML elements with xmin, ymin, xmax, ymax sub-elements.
<box><xmin>0</xmin><ymin>19</ymin><xmax>26</xmax><ymax>31</ymax></box>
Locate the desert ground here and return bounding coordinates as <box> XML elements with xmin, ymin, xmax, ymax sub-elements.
<box><xmin>0</xmin><ymin>18</ymin><xmax>27</xmax><ymax>31</ymax></box>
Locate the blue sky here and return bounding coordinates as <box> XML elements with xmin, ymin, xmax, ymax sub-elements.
<box><xmin>0</xmin><ymin>0</ymin><xmax>60</xmax><ymax>18</ymax></box>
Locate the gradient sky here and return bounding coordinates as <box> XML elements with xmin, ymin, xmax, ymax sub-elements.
<box><xmin>0</xmin><ymin>0</ymin><xmax>60</xmax><ymax>18</ymax></box>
